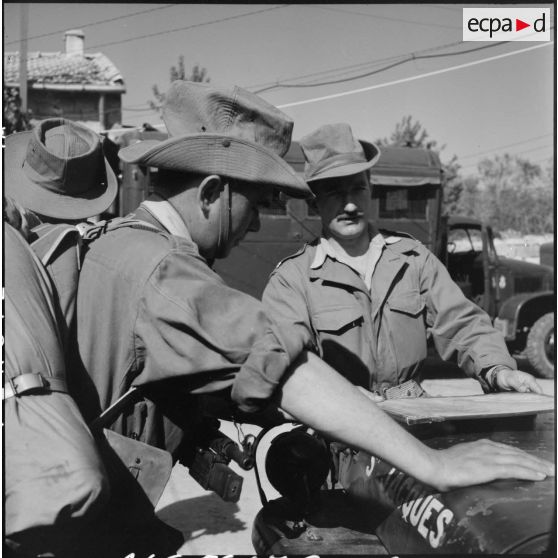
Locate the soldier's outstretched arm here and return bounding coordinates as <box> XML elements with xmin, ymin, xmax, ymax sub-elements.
<box><xmin>277</xmin><ymin>352</ymin><xmax>554</xmax><ymax>493</ymax></box>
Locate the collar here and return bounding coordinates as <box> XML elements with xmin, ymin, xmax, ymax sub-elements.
<box><xmin>140</xmin><ymin>194</ymin><xmax>192</xmax><ymax>241</ymax></box>
<box><xmin>310</xmin><ymin>232</ymin><xmax>401</xmax><ymax>270</ymax></box>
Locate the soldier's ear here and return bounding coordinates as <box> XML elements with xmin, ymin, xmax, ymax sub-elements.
<box><xmin>198</xmin><ymin>175</ymin><xmax>223</xmax><ymax>215</ymax></box>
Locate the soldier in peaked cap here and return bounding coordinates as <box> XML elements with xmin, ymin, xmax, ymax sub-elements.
<box><xmin>263</xmin><ymin>122</ymin><xmax>543</xmax><ymax>398</ymax></box>
<box><xmin>73</xmin><ymin>83</ymin><xmax>553</xmax><ymax>520</ymax></box>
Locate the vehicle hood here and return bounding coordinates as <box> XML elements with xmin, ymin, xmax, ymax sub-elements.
<box><xmin>498</xmin><ymin>256</ymin><xmax>553</xmax><ymax>278</ymax></box>
<box><xmin>340</xmin><ymin>411</ymin><xmax>554</xmax><ymax>554</ymax></box>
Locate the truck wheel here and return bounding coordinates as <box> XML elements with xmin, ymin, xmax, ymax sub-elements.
<box><xmin>525</xmin><ymin>313</ymin><xmax>555</xmax><ymax>378</ymax></box>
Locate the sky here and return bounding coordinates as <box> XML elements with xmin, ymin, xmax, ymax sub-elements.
<box><xmin>3</xmin><ymin>3</ymin><xmax>555</xmax><ymax>176</ymax></box>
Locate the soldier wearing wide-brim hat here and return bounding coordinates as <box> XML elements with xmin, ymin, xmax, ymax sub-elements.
<box><xmin>5</xmin><ymin>118</ymin><xmax>118</xmax><ymax>220</ymax></box>
<box><xmin>73</xmin><ymin>80</ymin><xmax>312</xmax><ymax>450</ymax></box>
<box><xmin>263</xmin><ymin>122</ymin><xmax>544</xmax><ymax>398</ymax></box>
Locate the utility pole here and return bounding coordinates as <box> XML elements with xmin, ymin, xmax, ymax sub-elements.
<box><xmin>19</xmin><ymin>3</ymin><xmax>29</xmax><ymax>113</ymax></box>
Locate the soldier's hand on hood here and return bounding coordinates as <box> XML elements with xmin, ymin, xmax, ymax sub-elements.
<box><xmin>494</xmin><ymin>367</ymin><xmax>544</xmax><ymax>394</ymax></box>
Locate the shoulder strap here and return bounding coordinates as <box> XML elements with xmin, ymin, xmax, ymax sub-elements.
<box><xmin>272</xmin><ymin>242</ymin><xmax>311</xmax><ymax>273</ymax></box>
<box><xmin>76</xmin><ymin>217</ymin><xmax>165</xmax><ymax>243</ymax></box>
<box><xmin>30</xmin><ymin>224</ymin><xmax>81</xmax><ymax>267</ymax></box>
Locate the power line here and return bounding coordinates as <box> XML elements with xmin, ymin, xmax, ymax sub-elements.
<box><xmin>256</xmin><ymin>41</ymin><xmax>515</xmax><ymax>93</ymax></box>
<box><xmin>276</xmin><ymin>42</ymin><xmax>553</xmax><ymax>110</ymax></box>
<box><xmin>256</xmin><ymin>26</ymin><xmax>553</xmax><ymax>94</ymax></box>
<box><xmin>88</xmin><ymin>5</ymin><xmax>289</xmax><ymax>50</ymax></box>
<box><xmin>459</xmin><ymin>134</ymin><xmax>554</xmax><ymax>161</ymax></box>
<box><xmin>248</xmin><ymin>39</ymin><xmax>465</xmax><ymax>92</ymax></box>
<box><xmin>309</xmin><ymin>5</ymin><xmax>461</xmax><ymax>30</ymax></box>
<box><xmin>4</xmin><ymin>5</ymin><xmax>176</xmax><ymax>46</ymax></box>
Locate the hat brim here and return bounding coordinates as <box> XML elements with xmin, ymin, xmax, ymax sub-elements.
<box><xmin>4</xmin><ymin>131</ymin><xmax>118</xmax><ymax>220</ymax></box>
<box><xmin>119</xmin><ymin>133</ymin><xmax>313</xmax><ymax>199</ymax></box>
<box><xmin>305</xmin><ymin>140</ymin><xmax>381</xmax><ymax>183</ymax></box>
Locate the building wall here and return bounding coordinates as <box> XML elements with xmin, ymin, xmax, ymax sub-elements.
<box><xmin>28</xmin><ymin>90</ymin><xmax>122</xmax><ymax>131</ymax></box>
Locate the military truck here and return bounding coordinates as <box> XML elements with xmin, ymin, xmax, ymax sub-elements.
<box><xmin>114</xmin><ymin>130</ymin><xmax>554</xmax><ymax>378</ymax></box>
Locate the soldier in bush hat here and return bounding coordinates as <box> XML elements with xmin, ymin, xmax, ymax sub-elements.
<box><xmin>73</xmin><ymin>83</ymin><xmax>553</xmax><ymax>527</ymax></box>
<box><xmin>263</xmin><ymin>122</ymin><xmax>543</xmax><ymax>397</ymax></box>
<box><xmin>5</xmin><ymin>117</ymin><xmax>118</xmax><ymax>221</ymax></box>
<box><xmin>5</xmin><ymin>118</ymin><xmax>119</xmax><ymax>345</ymax></box>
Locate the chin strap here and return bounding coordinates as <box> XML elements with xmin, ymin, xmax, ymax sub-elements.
<box><xmin>216</xmin><ymin>181</ymin><xmax>232</xmax><ymax>259</ymax></box>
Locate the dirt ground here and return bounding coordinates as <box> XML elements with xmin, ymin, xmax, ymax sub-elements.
<box><xmin>154</xmin><ymin>376</ymin><xmax>554</xmax><ymax>556</ymax></box>
<box><xmin>155</xmin><ymin>421</ymin><xmax>276</xmax><ymax>555</ymax></box>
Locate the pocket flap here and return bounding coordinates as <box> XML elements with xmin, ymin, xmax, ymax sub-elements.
<box><xmin>313</xmin><ymin>306</ymin><xmax>363</xmax><ymax>333</ymax></box>
<box><xmin>387</xmin><ymin>291</ymin><xmax>425</xmax><ymax>316</ymax></box>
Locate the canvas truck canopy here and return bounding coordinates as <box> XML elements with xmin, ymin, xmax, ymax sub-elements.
<box><xmin>369</xmin><ymin>146</ymin><xmax>443</xmax><ymax>187</ymax></box>
<box><xmin>284</xmin><ymin>142</ymin><xmax>444</xmax><ymax>186</ymax></box>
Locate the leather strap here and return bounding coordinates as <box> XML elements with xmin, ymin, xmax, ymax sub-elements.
<box><xmin>216</xmin><ymin>181</ymin><xmax>231</xmax><ymax>258</ymax></box>
<box><xmin>4</xmin><ymin>373</ymin><xmax>68</xmax><ymax>399</ymax></box>
<box><xmin>89</xmin><ymin>386</ymin><xmax>142</xmax><ymax>433</ymax></box>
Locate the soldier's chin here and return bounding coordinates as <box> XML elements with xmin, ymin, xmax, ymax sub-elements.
<box><xmin>331</xmin><ymin>222</ymin><xmax>367</xmax><ymax>241</ymax></box>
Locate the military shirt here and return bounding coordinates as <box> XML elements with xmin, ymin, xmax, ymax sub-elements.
<box><xmin>262</xmin><ymin>233</ymin><xmax>516</xmax><ymax>393</ymax></box>
<box><xmin>74</xmin><ymin>198</ymin><xmax>303</xmax><ymax>452</ymax></box>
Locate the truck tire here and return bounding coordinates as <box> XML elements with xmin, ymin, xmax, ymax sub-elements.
<box><xmin>525</xmin><ymin>313</ymin><xmax>555</xmax><ymax>378</ymax></box>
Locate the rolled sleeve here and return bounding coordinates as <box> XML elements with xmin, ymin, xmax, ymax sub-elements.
<box><xmin>134</xmin><ymin>249</ymin><xmax>297</xmax><ymax>411</ymax></box>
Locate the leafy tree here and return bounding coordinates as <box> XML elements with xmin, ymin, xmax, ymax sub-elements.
<box><xmin>376</xmin><ymin>115</ymin><xmax>463</xmax><ymax>214</ymax></box>
<box><xmin>476</xmin><ymin>154</ymin><xmax>552</xmax><ymax>235</ymax></box>
<box><xmin>454</xmin><ymin>175</ymin><xmax>480</xmax><ymax>218</ymax></box>
<box><xmin>3</xmin><ymin>87</ymin><xmax>32</xmax><ymax>134</ymax></box>
<box><xmin>149</xmin><ymin>56</ymin><xmax>210</xmax><ymax>113</ymax></box>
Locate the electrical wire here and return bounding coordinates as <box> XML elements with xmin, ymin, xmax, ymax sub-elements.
<box><xmin>88</xmin><ymin>5</ymin><xmax>289</xmax><ymax>50</ymax></box>
<box><xmin>247</xmin><ymin>39</ymin><xmax>466</xmax><ymax>92</ymax></box>
<box><xmin>459</xmin><ymin>134</ymin><xmax>554</xmax><ymax>161</ymax></box>
<box><xmin>257</xmin><ymin>33</ymin><xmax>553</xmax><ymax>93</ymax></box>
<box><xmin>308</xmin><ymin>5</ymin><xmax>462</xmax><ymax>30</ymax></box>
<box><xmin>4</xmin><ymin>5</ymin><xmax>177</xmax><ymax>46</ymax></box>
<box><xmin>276</xmin><ymin>42</ymin><xmax>553</xmax><ymax>110</ymax></box>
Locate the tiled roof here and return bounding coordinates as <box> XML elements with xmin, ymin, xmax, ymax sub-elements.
<box><xmin>4</xmin><ymin>51</ymin><xmax>125</xmax><ymax>89</ymax></box>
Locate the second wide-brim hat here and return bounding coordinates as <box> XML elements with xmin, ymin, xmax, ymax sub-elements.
<box><xmin>300</xmin><ymin>122</ymin><xmax>380</xmax><ymax>183</ymax></box>
<box><xmin>4</xmin><ymin>118</ymin><xmax>118</xmax><ymax>220</ymax></box>
<box><xmin>118</xmin><ymin>81</ymin><xmax>313</xmax><ymax>199</ymax></box>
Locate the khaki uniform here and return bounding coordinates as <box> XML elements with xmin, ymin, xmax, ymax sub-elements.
<box><xmin>73</xmin><ymin>202</ymin><xmax>303</xmax><ymax>453</ymax></box>
<box><xmin>263</xmin><ymin>234</ymin><xmax>516</xmax><ymax>393</ymax></box>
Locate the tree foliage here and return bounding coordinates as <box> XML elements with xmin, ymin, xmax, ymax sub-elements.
<box><xmin>3</xmin><ymin>87</ymin><xmax>32</xmax><ymax>134</ymax></box>
<box><xmin>150</xmin><ymin>56</ymin><xmax>210</xmax><ymax>113</ymax></box>
<box><xmin>378</xmin><ymin>116</ymin><xmax>553</xmax><ymax>235</ymax></box>
<box><xmin>474</xmin><ymin>154</ymin><xmax>553</xmax><ymax>235</ymax></box>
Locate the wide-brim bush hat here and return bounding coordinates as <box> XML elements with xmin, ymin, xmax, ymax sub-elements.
<box><xmin>118</xmin><ymin>80</ymin><xmax>312</xmax><ymax>199</ymax></box>
<box><xmin>4</xmin><ymin>118</ymin><xmax>118</xmax><ymax>220</ymax></box>
<box><xmin>300</xmin><ymin>123</ymin><xmax>380</xmax><ymax>184</ymax></box>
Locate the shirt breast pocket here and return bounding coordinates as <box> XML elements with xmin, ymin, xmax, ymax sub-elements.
<box><xmin>387</xmin><ymin>290</ymin><xmax>425</xmax><ymax>317</ymax></box>
<box><xmin>313</xmin><ymin>306</ymin><xmax>364</xmax><ymax>335</ymax></box>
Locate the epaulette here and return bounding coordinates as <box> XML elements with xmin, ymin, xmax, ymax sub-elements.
<box><xmin>379</xmin><ymin>228</ymin><xmax>419</xmax><ymax>241</ymax></box>
<box><xmin>272</xmin><ymin>243</ymin><xmax>310</xmax><ymax>272</ymax></box>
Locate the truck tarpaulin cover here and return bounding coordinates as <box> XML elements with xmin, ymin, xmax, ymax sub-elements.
<box><xmin>4</xmin><ymin>224</ymin><xmax>108</xmax><ymax>536</ymax></box>
<box><xmin>370</xmin><ymin>146</ymin><xmax>443</xmax><ymax>186</ymax></box>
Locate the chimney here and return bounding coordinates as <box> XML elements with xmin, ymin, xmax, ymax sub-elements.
<box><xmin>64</xmin><ymin>29</ymin><xmax>84</xmax><ymax>55</ymax></box>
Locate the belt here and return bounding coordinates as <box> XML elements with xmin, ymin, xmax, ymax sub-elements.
<box><xmin>4</xmin><ymin>373</ymin><xmax>68</xmax><ymax>399</ymax></box>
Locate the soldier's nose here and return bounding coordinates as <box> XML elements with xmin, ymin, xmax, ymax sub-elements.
<box><xmin>345</xmin><ymin>202</ymin><xmax>358</xmax><ymax>214</ymax></box>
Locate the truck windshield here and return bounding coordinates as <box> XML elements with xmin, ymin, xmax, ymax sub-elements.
<box><xmin>448</xmin><ymin>226</ymin><xmax>483</xmax><ymax>254</ymax></box>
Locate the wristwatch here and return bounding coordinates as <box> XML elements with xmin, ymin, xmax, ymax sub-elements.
<box><xmin>479</xmin><ymin>365</ymin><xmax>513</xmax><ymax>392</ymax></box>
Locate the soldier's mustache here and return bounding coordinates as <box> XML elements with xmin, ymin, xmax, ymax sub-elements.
<box><xmin>339</xmin><ymin>211</ymin><xmax>364</xmax><ymax>219</ymax></box>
